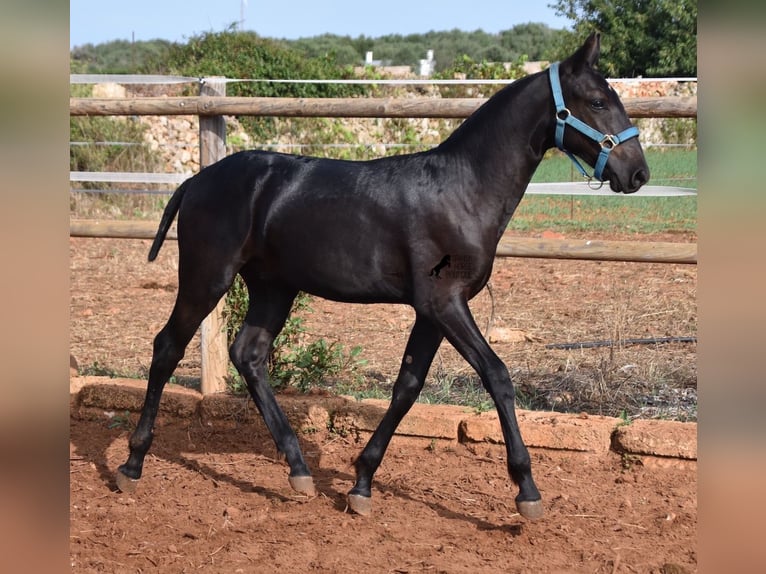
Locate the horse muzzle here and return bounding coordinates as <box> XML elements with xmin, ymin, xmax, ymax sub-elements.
<box><xmin>607</xmin><ymin>165</ymin><xmax>649</xmax><ymax>194</ymax></box>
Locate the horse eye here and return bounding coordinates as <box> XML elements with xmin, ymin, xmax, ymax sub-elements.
<box><xmin>591</xmin><ymin>99</ymin><xmax>605</xmax><ymax>110</ymax></box>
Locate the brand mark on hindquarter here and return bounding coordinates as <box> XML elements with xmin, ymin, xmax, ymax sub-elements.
<box><xmin>428</xmin><ymin>254</ymin><xmax>451</xmax><ymax>278</ymax></box>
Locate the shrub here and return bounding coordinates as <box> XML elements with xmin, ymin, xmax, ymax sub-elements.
<box><xmin>145</xmin><ymin>30</ymin><xmax>371</xmax><ymax>142</ymax></box>
<box><xmin>70</xmin><ymin>116</ymin><xmax>161</xmax><ymax>177</ymax></box>
<box><xmin>223</xmin><ymin>277</ymin><xmax>365</xmax><ymax>394</ymax></box>
<box><xmin>433</xmin><ymin>53</ymin><xmax>529</xmax><ymax>98</ymax></box>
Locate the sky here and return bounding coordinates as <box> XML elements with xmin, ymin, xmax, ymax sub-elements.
<box><xmin>70</xmin><ymin>1</ymin><xmax>571</xmax><ymax>48</ymax></box>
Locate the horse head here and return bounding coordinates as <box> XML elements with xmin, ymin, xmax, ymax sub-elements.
<box><xmin>552</xmin><ymin>33</ymin><xmax>650</xmax><ymax>193</ymax></box>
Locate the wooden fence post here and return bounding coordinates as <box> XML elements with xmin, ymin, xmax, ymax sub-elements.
<box><xmin>199</xmin><ymin>77</ymin><xmax>229</xmax><ymax>394</ymax></box>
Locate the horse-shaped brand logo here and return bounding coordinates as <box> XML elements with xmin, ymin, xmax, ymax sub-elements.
<box><xmin>429</xmin><ymin>254</ymin><xmax>451</xmax><ymax>278</ymax></box>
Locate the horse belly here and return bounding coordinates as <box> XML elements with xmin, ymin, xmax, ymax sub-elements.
<box><xmin>268</xmin><ymin>219</ymin><xmax>410</xmax><ymax>304</ymax></box>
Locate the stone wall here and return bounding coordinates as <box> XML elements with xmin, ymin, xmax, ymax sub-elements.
<box><xmin>71</xmin><ymin>376</ymin><xmax>697</xmax><ymax>461</ymax></box>
<box><xmin>140</xmin><ymin>116</ymin><xmax>201</xmax><ymax>174</ymax></box>
<box><xmin>610</xmin><ymin>80</ymin><xmax>697</xmax><ymax>146</ymax></box>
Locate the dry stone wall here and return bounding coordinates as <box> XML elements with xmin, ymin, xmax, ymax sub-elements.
<box><xmin>71</xmin><ymin>376</ymin><xmax>697</xmax><ymax>461</ymax></box>
<box><xmin>610</xmin><ymin>79</ymin><xmax>697</xmax><ymax>146</ymax></box>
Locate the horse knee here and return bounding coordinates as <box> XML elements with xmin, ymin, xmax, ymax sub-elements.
<box><xmin>229</xmin><ymin>342</ymin><xmax>252</xmax><ymax>376</ymax></box>
<box><xmin>150</xmin><ymin>330</ymin><xmax>185</xmax><ymax>374</ymax></box>
<box><xmin>394</xmin><ymin>369</ymin><xmax>422</xmax><ymax>394</ymax></box>
<box><xmin>480</xmin><ymin>359</ymin><xmax>516</xmax><ymax>401</ymax></box>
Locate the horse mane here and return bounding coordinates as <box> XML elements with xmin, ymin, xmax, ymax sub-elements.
<box><xmin>438</xmin><ymin>70</ymin><xmax>545</xmax><ymax>153</ymax></box>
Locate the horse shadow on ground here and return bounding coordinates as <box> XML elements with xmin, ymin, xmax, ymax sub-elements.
<box><xmin>70</xmin><ymin>414</ymin><xmax>523</xmax><ymax>536</ymax></box>
<box><xmin>70</xmin><ymin>413</ymin><xmax>307</xmax><ymax>506</ymax></box>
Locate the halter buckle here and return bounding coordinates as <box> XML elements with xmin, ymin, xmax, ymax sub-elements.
<box><xmin>600</xmin><ymin>134</ymin><xmax>617</xmax><ymax>150</ymax></box>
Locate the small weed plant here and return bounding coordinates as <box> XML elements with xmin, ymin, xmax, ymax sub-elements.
<box><xmin>223</xmin><ymin>277</ymin><xmax>366</xmax><ymax>394</ymax></box>
<box><xmin>107</xmin><ymin>410</ymin><xmax>134</xmax><ymax>431</ymax></box>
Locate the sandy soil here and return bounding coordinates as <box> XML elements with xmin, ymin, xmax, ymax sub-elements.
<box><xmin>70</xmin><ymin>414</ymin><xmax>696</xmax><ymax>573</ymax></box>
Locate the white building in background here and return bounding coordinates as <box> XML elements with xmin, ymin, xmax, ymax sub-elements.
<box><xmin>355</xmin><ymin>50</ymin><xmax>435</xmax><ymax>78</ymax></box>
<box><xmin>364</xmin><ymin>51</ymin><xmax>383</xmax><ymax>67</ymax></box>
<box><xmin>419</xmin><ymin>50</ymin><xmax>435</xmax><ymax>77</ymax></box>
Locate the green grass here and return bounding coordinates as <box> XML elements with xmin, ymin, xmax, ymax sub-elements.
<box><xmin>533</xmin><ymin>148</ymin><xmax>697</xmax><ymax>188</ymax></box>
<box><xmin>514</xmin><ymin>148</ymin><xmax>697</xmax><ymax>234</ymax></box>
<box><xmin>70</xmin><ymin>115</ymin><xmax>171</xmax><ymax>220</ymax></box>
<box><xmin>321</xmin><ymin>371</ymin><xmax>495</xmax><ymax>414</ymax></box>
<box><xmin>509</xmin><ymin>194</ymin><xmax>696</xmax><ymax>234</ymax></box>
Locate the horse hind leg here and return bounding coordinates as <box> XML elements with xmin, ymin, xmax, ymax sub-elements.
<box><xmin>348</xmin><ymin>315</ymin><xmax>443</xmax><ymax>515</ymax></box>
<box><xmin>229</xmin><ymin>278</ymin><xmax>315</xmax><ymax>497</ymax></box>
<box><xmin>115</xmin><ymin>265</ymin><xmax>237</xmax><ymax>493</ymax></box>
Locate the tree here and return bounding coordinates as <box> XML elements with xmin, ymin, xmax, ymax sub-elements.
<box><xmin>500</xmin><ymin>23</ymin><xmax>560</xmax><ymax>61</ymax></box>
<box><xmin>141</xmin><ymin>30</ymin><xmax>370</xmax><ymax>142</ymax></box>
<box><xmin>550</xmin><ymin>0</ymin><xmax>697</xmax><ymax>77</ymax></box>
<box><xmin>71</xmin><ymin>39</ymin><xmax>175</xmax><ymax>74</ymax></box>
<box><xmin>289</xmin><ymin>34</ymin><xmax>362</xmax><ymax>67</ymax></box>
<box><xmin>148</xmin><ymin>30</ymin><xmax>364</xmax><ymax>98</ymax></box>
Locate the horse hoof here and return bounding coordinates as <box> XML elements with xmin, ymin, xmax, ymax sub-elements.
<box><xmin>347</xmin><ymin>493</ymin><xmax>372</xmax><ymax>516</ymax></box>
<box><xmin>115</xmin><ymin>469</ymin><xmax>139</xmax><ymax>494</ymax></box>
<box><xmin>516</xmin><ymin>499</ymin><xmax>544</xmax><ymax>521</ymax></box>
<box><xmin>288</xmin><ymin>475</ymin><xmax>316</xmax><ymax>497</ymax></box>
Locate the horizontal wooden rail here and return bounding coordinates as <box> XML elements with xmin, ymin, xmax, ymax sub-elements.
<box><xmin>70</xmin><ymin>219</ymin><xmax>176</xmax><ymax>241</ymax></box>
<box><xmin>69</xmin><ymin>95</ymin><xmax>697</xmax><ymax>119</ymax></box>
<box><xmin>70</xmin><ymin>171</ymin><xmax>190</xmax><ymax>184</ymax></box>
<box><xmin>496</xmin><ymin>236</ymin><xmax>696</xmax><ymax>264</ymax></box>
<box><xmin>69</xmin><ymin>220</ymin><xmax>697</xmax><ymax>264</ymax></box>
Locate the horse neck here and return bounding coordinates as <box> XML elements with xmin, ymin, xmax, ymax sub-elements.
<box><xmin>435</xmin><ymin>71</ymin><xmax>554</xmax><ymax>232</ymax></box>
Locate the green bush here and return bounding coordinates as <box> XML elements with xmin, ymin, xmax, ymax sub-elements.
<box><xmin>71</xmin><ymin>39</ymin><xmax>176</xmax><ymax>74</ymax></box>
<box><xmin>223</xmin><ymin>277</ymin><xmax>365</xmax><ymax>394</ymax></box>
<box><xmin>435</xmin><ymin>53</ymin><xmax>528</xmax><ymax>80</ymax></box>
<box><xmin>433</xmin><ymin>53</ymin><xmax>529</xmax><ymax>98</ymax></box>
<box><xmin>70</xmin><ymin>116</ymin><xmax>161</xmax><ymax>177</ymax></box>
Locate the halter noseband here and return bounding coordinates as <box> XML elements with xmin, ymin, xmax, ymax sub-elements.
<box><xmin>548</xmin><ymin>62</ymin><xmax>639</xmax><ymax>184</ymax></box>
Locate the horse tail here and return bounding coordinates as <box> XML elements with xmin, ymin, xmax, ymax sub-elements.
<box><xmin>148</xmin><ymin>179</ymin><xmax>190</xmax><ymax>262</ymax></box>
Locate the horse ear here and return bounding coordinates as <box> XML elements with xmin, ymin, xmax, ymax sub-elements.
<box><xmin>571</xmin><ymin>32</ymin><xmax>601</xmax><ymax>70</ymax></box>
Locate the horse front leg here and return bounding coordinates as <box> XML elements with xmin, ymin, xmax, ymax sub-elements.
<box><xmin>348</xmin><ymin>315</ymin><xmax>443</xmax><ymax>515</ymax></box>
<box><xmin>432</xmin><ymin>297</ymin><xmax>543</xmax><ymax>520</ymax></box>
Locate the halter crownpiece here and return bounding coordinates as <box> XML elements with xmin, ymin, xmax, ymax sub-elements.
<box><xmin>548</xmin><ymin>62</ymin><xmax>639</xmax><ymax>183</ymax></box>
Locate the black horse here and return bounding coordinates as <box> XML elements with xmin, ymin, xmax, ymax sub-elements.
<box><xmin>116</xmin><ymin>33</ymin><xmax>649</xmax><ymax>521</ymax></box>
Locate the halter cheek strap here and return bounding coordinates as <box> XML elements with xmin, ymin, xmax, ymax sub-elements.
<box><xmin>548</xmin><ymin>62</ymin><xmax>639</xmax><ymax>183</ymax></box>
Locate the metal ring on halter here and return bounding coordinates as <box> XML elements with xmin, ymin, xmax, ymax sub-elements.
<box><xmin>600</xmin><ymin>134</ymin><xmax>617</xmax><ymax>149</ymax></box>
<box><xmin>587</xmin><ymin>177</ymin><xmax>605</xmax><ymax>190</ymax></box>
<box><xmin>557</xmin><ymin>108</ymin><xmax>571</xmax><ymax>121</ymax></box>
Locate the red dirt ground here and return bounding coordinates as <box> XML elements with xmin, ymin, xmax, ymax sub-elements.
<box><xmin>70</xmin><ymin>234</ymin><xmax>697</xmax><ymax>573</ymax></box>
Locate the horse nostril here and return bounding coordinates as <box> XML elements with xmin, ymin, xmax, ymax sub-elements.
<box><xmin>632</xmin><ymin>168</ymin><xmax>649</xmax><ymax>189</ymax></box>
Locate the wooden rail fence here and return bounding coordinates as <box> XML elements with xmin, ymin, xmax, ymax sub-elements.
<box><xmin>69</xmin><ymin>219</ymin><xmax>697</xmax><ymax>265</ymax></box>
<box><xmin>70</xmin><ymin>77</ymin><xmax>697</xmax><ymax>394</ymax></box>
<box><xmin>70</xmin><ymin>95</ymin><xmax>697</xmax><ymax>119</ymax></box>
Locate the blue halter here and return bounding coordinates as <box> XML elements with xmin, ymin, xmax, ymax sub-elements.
<box><xmin>548</xmin><ymin>62</ymin><xmax>639</xmax><ymax>184</ymax></box>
